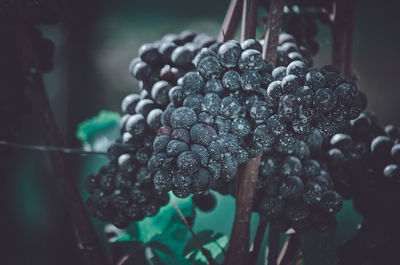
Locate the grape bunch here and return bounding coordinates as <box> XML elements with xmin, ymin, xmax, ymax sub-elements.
<box><xmin>324</xmin><ymin>112</ymin><xmax>400</xmax><ymax>264</ymax></box>
<box><xmin>254</xmin><ymin>129</ymin><xmax>342</xmax><ymax>232</ymax></box>
<box><xmin>84</xmin><ymin>91</ymin><xmax>170</xmax><ymax>229</ymax></box>
<box><xmin>84</xmin><ymin>30</ymin><xmax>218</xmax><ymax>227</ymax></box>
<box><xmin>325</xmin><ymin>111</ymin><xmax>400</xmax><ymax>214</ymax></box>
<box><xmin>129</xmin><ymin>30</ymin><xmax>216</xmax><ymax>93</ymax></box>
<box><xmin>149</xmin><ymin>38</ymin><xmax>289</xmax><ymax>198</ymax></box>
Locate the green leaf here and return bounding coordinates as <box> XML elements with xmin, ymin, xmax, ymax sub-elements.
<box><xmin>183</xmin><ymin>230</ymin><xmax>225</xmax><ymax>255</ymax></box>
<box><xmin>148</xmin><ymin>240</ymin><xmax>174</xmax><ymax>256</ymax></box>
<box><xmin>132</xmin><ymin>193</ymin><xmax>194</xmax><ymax>243</ymax></box>
<box><xmin>76</xmin><ymin>110</ymin><xmax>120</xmax><ymax>152</ymax></box>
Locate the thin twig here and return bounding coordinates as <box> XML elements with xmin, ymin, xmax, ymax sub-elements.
<box><xmin>0</xmin><ymin>140</ymin><xmax>107</xmax><ymax>156</ymax></box>
<box><xmin>331</xmin><ymin>0</ymin><xmax>356</xmax><ymax>79</ymax></box>
<box><xmin>267</xmin><ymin>226</ymin><xmax>280</xmax><ymax>265</ymax></box>
<box><xmin>248</xmin><ymin>219</ymin><xmax>268</xmax><ymax>264</ymax></box>
<box><xmin>277</xmin><ymin>233</ymin><xmax>301</xmax><ymax>265</ymax></box>
<box><xmin>262</xmin><ymin>0</ymin><xmax>285</xmax><ymax>66</ymax></box>
<box><xmin>171</xmin><ymin>200</ymin><xmax>217</xmax><ymax>265</ymax></box>
<box><xmin>240</xmin><ymin>0</ymin><xmax>259</xmax><ymax>42</ymax></box>
<box><xmin>225</xmin><ymin>156</ymin><xmax>262</xmax><ymax>265</ymax></box>
<box><xmin>218</xmin><ymin>0</ymin><xmax>243</xmax><ymax>42</ymax></box>
<box><xmin>13</xmin><ymin>22</ymin><xmax>109</xmax><ymax>265</ymax></box>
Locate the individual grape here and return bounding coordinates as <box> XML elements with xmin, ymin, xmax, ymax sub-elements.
<box><xmin>151</xmin><ymin>81</ymin><xmax>171</xmax><ymax>105</ymax></box>
<box><xmin>241</xmin><ymin>39</ymin><xmax>262</xmax><ymax>52</ymax></box>
<box><xmin>182</xmin><ymin>72</ymin><xmax>204</xmax><ymax>95</ymax></box>
<box><xmin>220</xmin><ymin>96</ymin><xmax>242</xmax><ymax>118</ymax></box>
<box><xmin>168</xmin><ymin>86</ymin><xmax>184</xmax><ymax>106</ymax></box>
<box><xmin>281</xmin><ymin>74</ymin><xmax>302</xmax><ymax>93</ymax></box>
<box><xmin>170</xmin><ymin>107</ymin><xmax>197</xmax><ymax>129</ymax></box>
<box><xmin>201</xmin><ymin>93</ymin><xmax>221</xmax><ymax>116</ymax></box>
<box><xmin>305</xmin><ymin>70</ymin><xmax>325</xmax><ymax>90</ymax></box>
<box><xmin>190</xmin><ymin>144</ymin><xmax>209</xmax><ymax>166</ymax></box>
<box><xmin>222</xmin><ymin>70</ymin><xmax>241</xmax><ymax>92</ymax></box>
<box><xmin>139</xmin><ymin>43</ymin><xmax>160</xmax><ymax>65</ymax></box>
<box><xmin>259</xmin><ymin>196</ymin><xmax>285</xmax><ymax>219</ymax></box>
<box><xmin>303</xmin><ymin>182</ymin><xmax>323</xmax><ymax>205</ymax></box>
<box><xmin>183</xmin><ymin>94</ymin><xmax>203</xmax><ymax>113</ymax></box>
<box><xmin>190</xmin><ymin>123</ymin><xmax>217</xmax><ymax>145</ymax></box>
<box><xmin>171</xmin><ymin>46</ymin><xmax>194</xmax><ymax>66</ymax></box>
<box><xmin>238</xmin><ymin>49</ymin><xmax>263</xmax><ymax>71</ymax></box>
<box><xmin>319</xmin><ymin>191</ymin><xmax>343</xmax><ymax>214</ymax></box>
<box><xmin>281</xmin><ymin>156</ymin><xmax>303</xmax><ymax>177</ymax></box>
<box><xmin>125</xmin><ymin>114</ymin><xmax>146</xmax><ymax>136</ymax></box>
<box><xmin>286</xmin><ymin>60</ymin><xmax>307</xmax><ymax>79</ymax></box>
<box><xmin>335</xmin><ymin>82</ymin><xmax>357</xmax><ymax>106</ymax></box>
<box><xmin>166</xmin><ymin>140</ymin><xmax>189</xmax><ymax>157</ymax></box>
<box><xmin>241</xmin><ymin>70</ymin><xmax>262</xmax><ymax>91</ymax></box>
<box><xmin>146</xmin><ymin>109</ymin><xmax>163</xmax><ymax>131</ymax></box>
<box><xmin>217</xmin><ymin>41</ymin><xmax>242</xmax><ymax>68</ymax></box>
<box><xmin>192</xmin><ymin>192</ymin><xmax>216</xmax><ymax>212</ymax></box>
<box><xmin>198</xmin><ymin>56</ymin><xmax>222</xmax><ymax>79</ymax></box>
<box><xmin>177</xmin><ymin>151</ymin><xmax>201</xmax><ymax>173</ymax></box>
<box><xmin>121</xmin><ymin>94</ymin><xmax>141</xmax><ymax>114</ymax></box>
<box><xmin>313</xmin><ymin>88</ymin><xmax>337</xmax><ymax>112</ymax></box>
<box><xmin>204</xmin><ymin>79</ymin><xmax>224</xmax><ymax>95</ymax></box>
<box><xmin>231</xmin><ymin>118</ymin><xmax>251</xmax><ymax>137</ymax></box>
<box><xmin>193</xmin><ymin>168</ymin><xmax>212</xmax><ymax>191</ymax></box>
<box><xmin>272</xmin><ymin>66</ymin><xmax>287</xmax><ymax>80</ymax></box>
<box><xmin>279</xmin><ymin>176</ymin><xmax>304</xmax><ymax>199</ymax></box>
<box><xmin>250</xmin><ymin>100</ymin><xmax>273</xmax><ymax>121</ymax></box>
<box><xmin>221</xmin><ymin>153</ymin><xmax>239</xmax><ymax>181</ymax></box>
<box><xmin>135</xmin><ymin>99</ymin><xmax>157</xmax><ymax>116</ymax></box>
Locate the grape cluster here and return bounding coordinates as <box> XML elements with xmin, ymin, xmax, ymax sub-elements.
<box><xmin>269</xmin><ymin>63</ymin><xmax>365</xmax><ymax>139</ymax></box>
<box><xmin>84</xmin><ymin>91</ymin><xmax>170</xmax><ymax>229</ymax></box>
<box><xmin>149</xmin><ymin>38</ymin><xmax>284</xmax><ymax>198</ymax></box>
<box><xmin>325</xmin><ymin>112</ymin><xmax>400</xmax><ymax>264</ymax></box>
<box><xmin>325</xmin><ymin>112</ymin><xmax>400</xmax><ymax>213</ymax></box>
<box><xmin>254</xmin><ymin>130</ymin><xmax>342</xmax><ymax>232</ymax></box>
<box><xmin>85</xmin><ymin>30</ymin><xmax>217</xmax><ymax>227</ymax></box>
<box><xmin>129</xmin><ymin>30</ymin><xmax>216</xmax><ymax>93</ymax></box>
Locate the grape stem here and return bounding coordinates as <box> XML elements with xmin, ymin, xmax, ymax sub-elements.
<box><xmin>218</xmin><ymin>0</ymin><xmax>243</xmax><ymax>42</ymax></box>
<box><xmin>277</xmin><ymin>233</ymin><xmax>301</xmax><ymax>265</ymax></box>
<box><xmin>262</xmin><ymin>0</ymin><xmax>285</xmax><ymax>66</ymax></box>
<box><xmin>225</xmin><ymin>156</ymin><xmax>262</xmax><ymax>265</ymax></box>
<box><xmin>171</xmin><ymin>200</ymin><xmax>217</xmax><ymax>265</ymax></box>
<box><xmin>267</xmin><ymin>226</ymin><xmax>280</xmax><ymax>265</ymax></box>
<box><xmin>13</xmin><ymin>21</ymin><xmax>109</xmax><ymax>265</ymax></box>
<box><xmin>331</xmin><ymin>0</ymin><xmax>356</xmax><ymax>79</ymax></box>
<box><xmin>226</xmin><ymin>0</ymin><xmax>283</xmax><ymax>263</ymax></box>
<box><xmin>240</xmin><ymin>0</ymin><xmax>259</xmax><ymax>42</ymax></box>
<box><xmin>248</xmin><ymin>219</ymin><xmax>268</xmax><ymax>264</ymax></box>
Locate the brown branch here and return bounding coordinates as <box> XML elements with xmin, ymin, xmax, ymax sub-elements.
<box><xmin>240</xmin><ymin>0</ymin><xmax>259</xmax><ymax>42</ymax></box>
<box><xmin>262</xmin><ymin>0</ymin><xmax>285</xmax><ymax>66</ymax></box>
<box><xmin>248</xmin><ymin>219</ymin><xmax>268</xmax><ymax>265</ymax></box>
<box><xmin>13</xmin><ymin>22</ymin><xmax>109</xmax><ymax>265</ymax></box>
<box><xmin>225</xmin><ymin>156</ymin><xmax>262</xmax><ymax>265</ymax></box>
<box><xmin>277</xmin><ymin>233</ymin><xmax>301</xmax><ymax>265</ymax></box>
<box><xmin>171</xmin><ymin>200</ymin><xmax>217</xmax><ymax>265</ymax></box>
<box><xmin>218</xmin><ymin>0</ymin><xmax>243</xmax><ymax>42</ymax></box>
<box><xmin>331</xmin><ymin>0</ymin><xmax>356</xmax><ymax>79</ymax></box>
<box><xmin>267</xmin><ymin>226</ymin><xmax>280</xmax><ymax>265</ymax></box>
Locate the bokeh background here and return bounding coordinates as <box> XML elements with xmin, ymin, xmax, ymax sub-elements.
<box><xmin>2</xmin><ymin>0</ymin><xmax>400</xmax><ymax>264</ymax></box>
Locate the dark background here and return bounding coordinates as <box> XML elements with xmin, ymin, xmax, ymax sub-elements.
<box><xmin>2</xmin><ymin>0</ymin><xmax>400</xmax><ymax>264</ymax></box>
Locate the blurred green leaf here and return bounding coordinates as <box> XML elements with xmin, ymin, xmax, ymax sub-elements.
<box><xmin>76</xmin><ymin>110</ymin><xmax>120</xmax><ymax>142</ymax></box>
<box><xmin>148</xmin><ymin>240</ymin><xmax>174</xmax><ymax>256</ymax></box>
<box><xmin>76</xmin><ymin>110</ymin><xmax>120</xmax><ymax>152</ymax></box>
<box><xmin>183</xmin><ymin>230</ymin><xmax>224</xmax><ymax>255</ymax></box>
